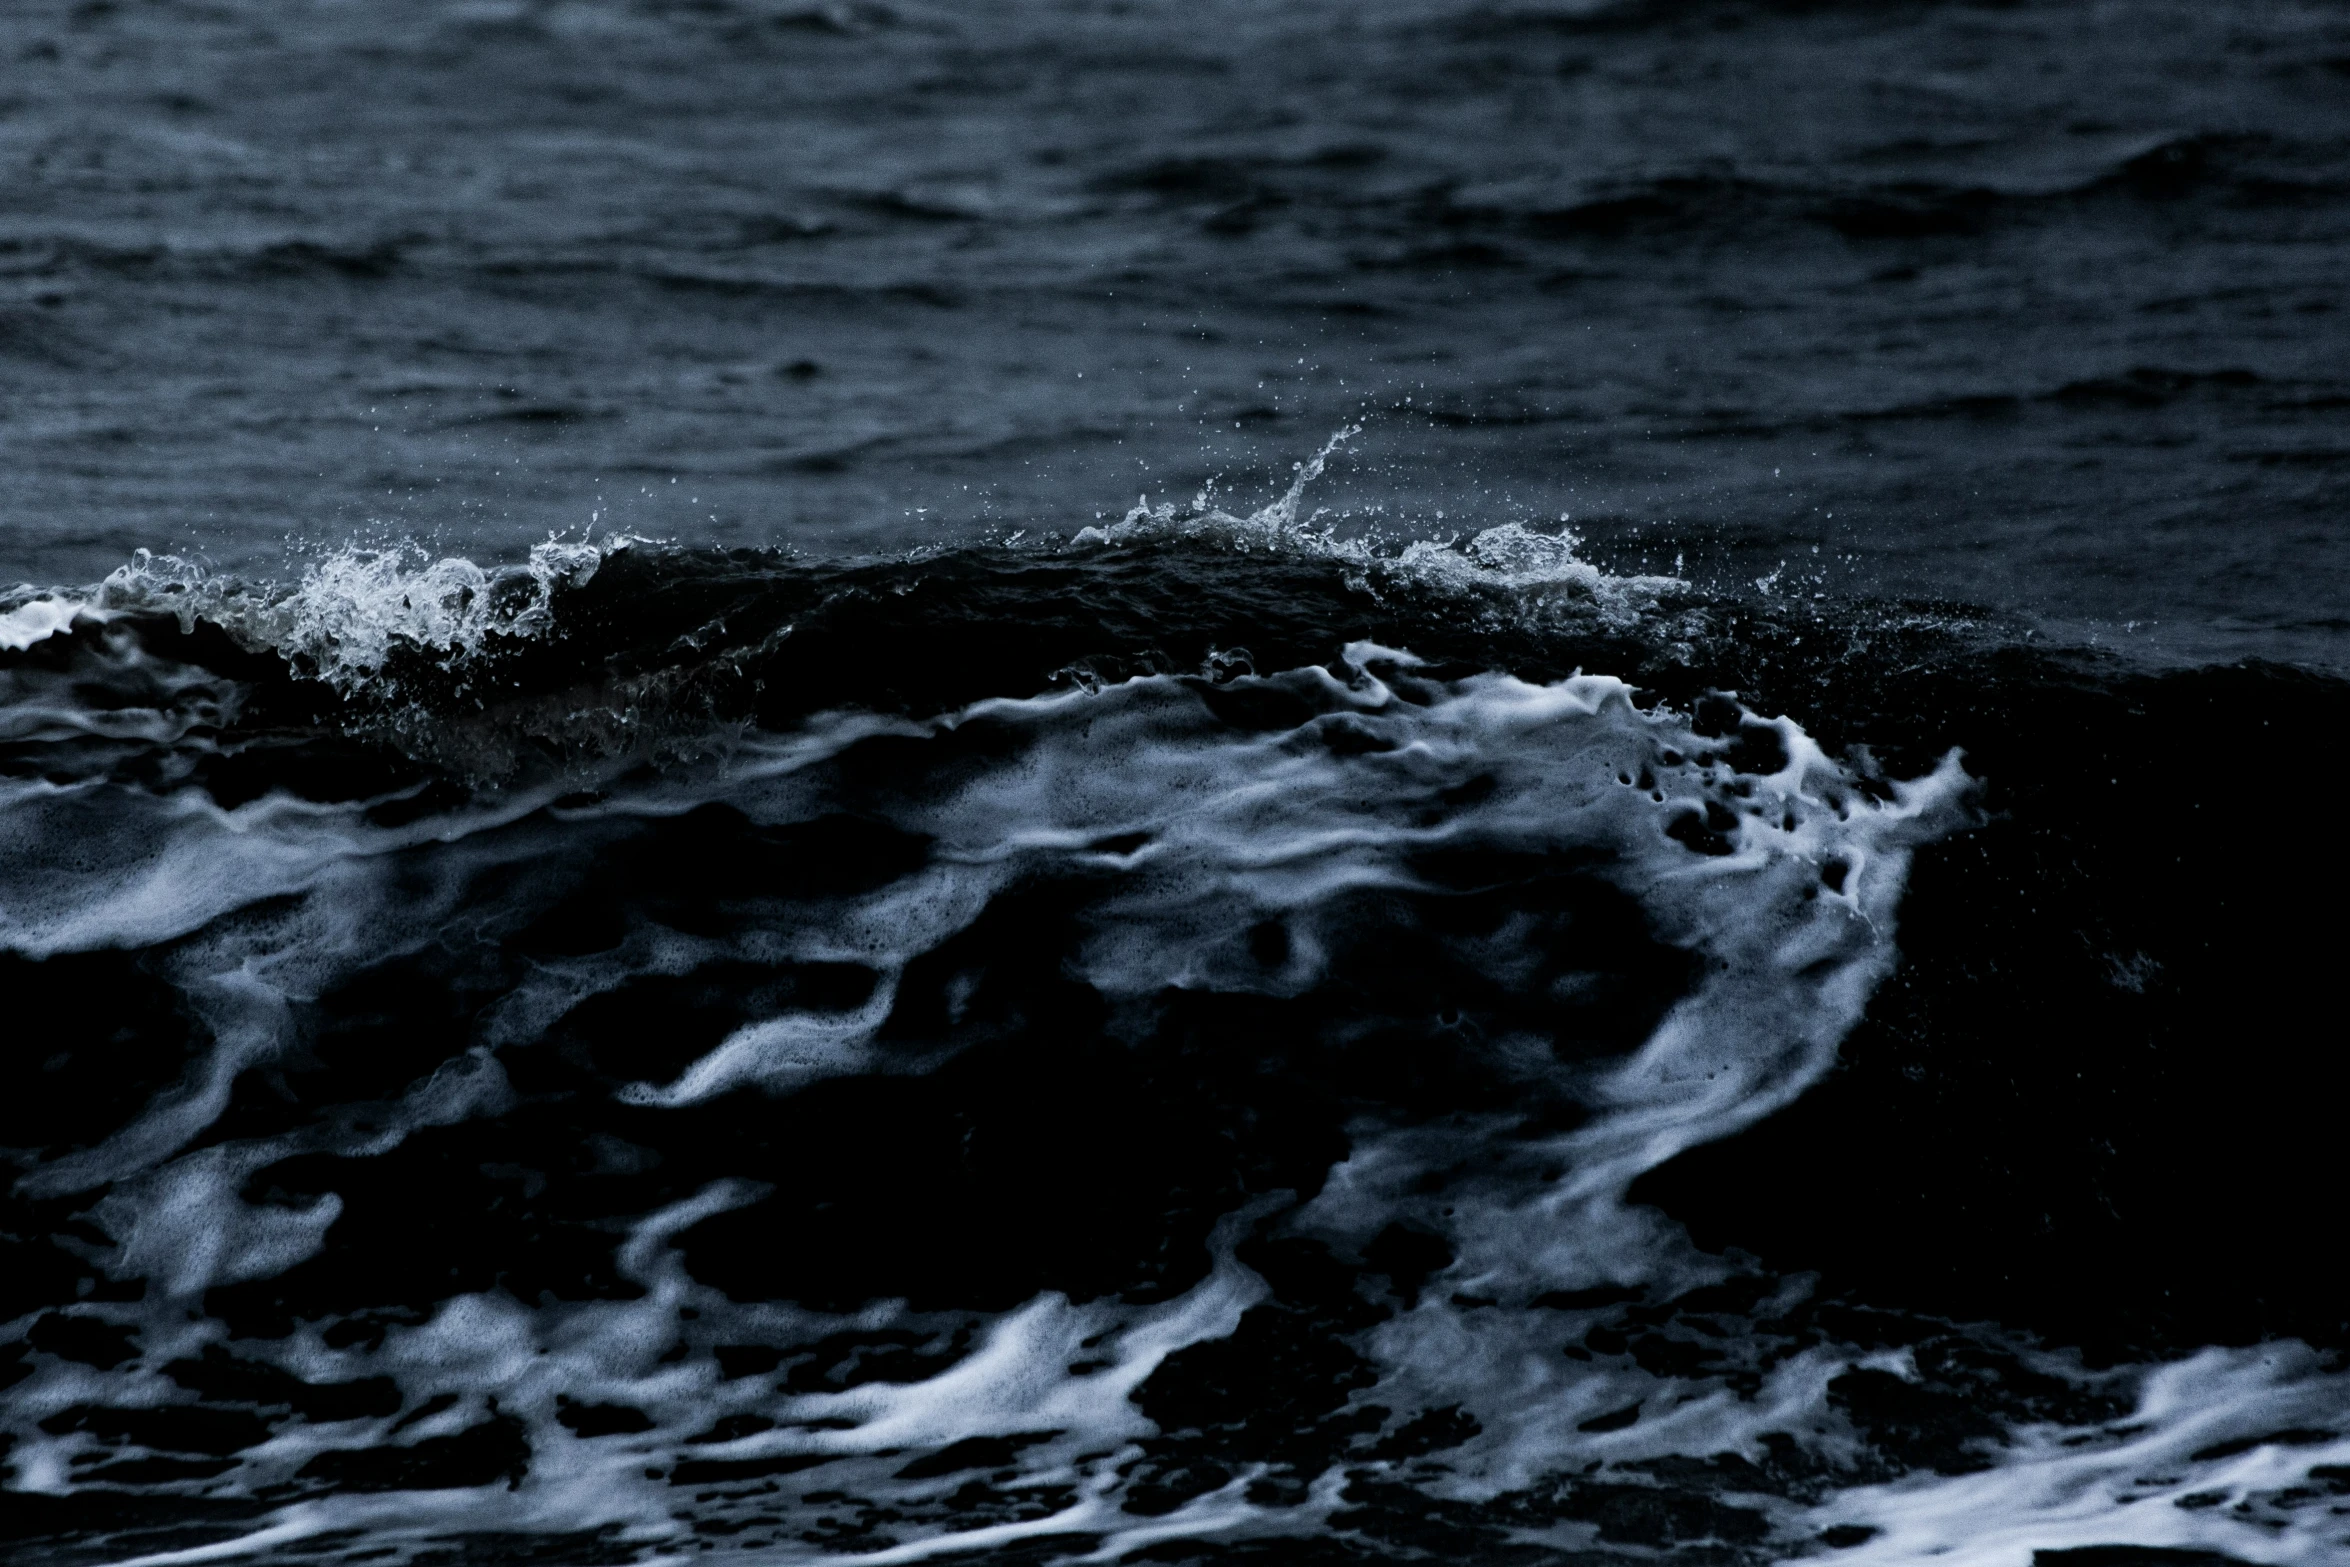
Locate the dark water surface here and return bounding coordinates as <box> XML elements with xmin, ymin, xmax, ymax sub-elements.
<box><xmin>3</xmin><ymin>4</ymin><xmax>2348</xmax><ymax>1566</ymax></box>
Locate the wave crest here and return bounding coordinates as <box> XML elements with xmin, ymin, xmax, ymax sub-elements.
<box><xmin>88</xmin><ymin>538</ymin><xmax>613</xmax><ymax>693</ymax></box>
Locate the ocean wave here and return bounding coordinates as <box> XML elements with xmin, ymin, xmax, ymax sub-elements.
<box><xmin>0</xmin><ymin>602</ymin><xmax>1980</xmax><ymax>1560</ymax></box>
<box><xmin>5</xmin><ymin>475</ymin><xmax>2349</xmax><ymax>1565</ymax></box>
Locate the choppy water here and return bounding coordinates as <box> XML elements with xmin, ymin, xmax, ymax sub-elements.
<box><xmin>4</xmin><ymin>3</ymin><xmax>2349</xmax><ymax>1566</ymax></box>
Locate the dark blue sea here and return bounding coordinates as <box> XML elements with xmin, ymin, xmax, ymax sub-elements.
<box><xmin>4</xmin><ymin>3</ymin><xmax>2348</xmax><ymax>1564</ymax></box>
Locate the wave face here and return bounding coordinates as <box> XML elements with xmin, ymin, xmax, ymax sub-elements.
<box><xmin>4</xmin><ymin>525</ymin><xmax>2349</xmax><ymax>1567</ymax></box>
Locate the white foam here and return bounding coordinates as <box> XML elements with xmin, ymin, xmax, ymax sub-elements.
<box><xmin>97</xmin><ymin>1146</ymin><xmax>346</xmax><ymax>1299</ymax></box>
<box><xmin>266</xmin><ymin>538</ymin><xmax>606</xmax><ymax>692</ymax></box>
<box><xmin>619</xmin><ymin>973</ymin><xmax>905</xmax><ymax>1105</ymax></box>
<box><xmin>1811</xmin><ymin>1348</ymin><xmax>2350</xmax><ymax>1566</ymax></box>
<box><xmin>79</xmin><ymin>536</ymin><xmax>613</xmax><ymax>694</ymax></box>
<box><xmin>1067</xmin><ymin>426</ymin><xmax>1689</xmax><ymax>636</ymax></box>
<box><xmin>0</xmin><ymin>592</ymin><xmax>97</xmax><ymax>652</ymax></box>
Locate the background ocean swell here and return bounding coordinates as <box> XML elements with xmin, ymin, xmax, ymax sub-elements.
<box><xmin>3</xmin><ymin>518</ymin><xmax>2347</xmax><ymax>1565</ymax></box>
<box><xmin>7</xmin><ymin>0</ymin><xmax>2350</xmax><ymax>672</ymax></box>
